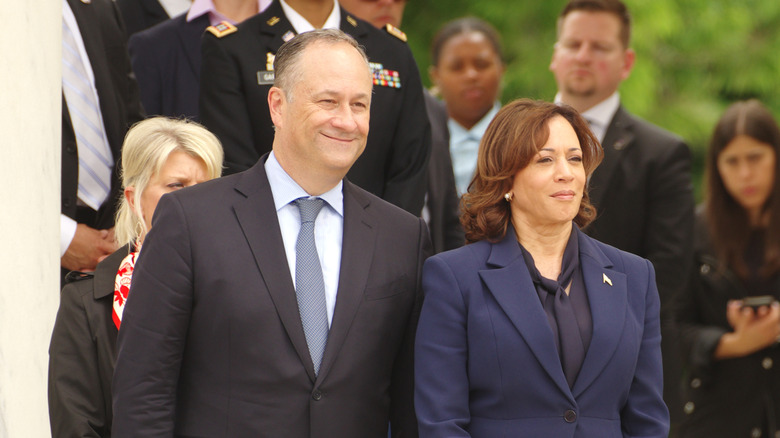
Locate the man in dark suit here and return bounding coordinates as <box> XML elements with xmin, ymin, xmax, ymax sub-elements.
<box><xmin>199</xmin><ymin>0</ymin><xmax>430</xmax><ymax>216</ymax></box>
<box><xmin>61</xmin><ymin>0</ymin><xmax>145</xmax><ymax>279</ymax></box>
<box><xmin>113</xmin><ymin>29</ymin><xmax>429</xmax><ymax>437</ymax></box>
<box><xmin>549</xmin><ymin>0</ymin><xmax>694</xmax><ymax>428</ymax></box>
<box><xmin>128</xmin><ymin>0</ymin><xmax>269</xmax><ymax>120</ymax></box>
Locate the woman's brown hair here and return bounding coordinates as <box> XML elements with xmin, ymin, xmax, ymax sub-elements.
<box><xmin>461</xmin><ymin>98</ymin><xmax>603</xmax><ymax>243</ymax></box>
<box><xmin>705</xmin><ymin>99</ymin><xmax>780</xmax><ymax>278</ymax></box>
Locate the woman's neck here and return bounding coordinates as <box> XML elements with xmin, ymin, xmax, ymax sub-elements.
<box><xmin>213</xmin><ymin>0</ymin><xmax>260</xmax><ymax>23</ymax></box>
<box><xmin>514</xmin><ymin>220</ymin><xmax>572</xmax><ymax>280</ymax></box>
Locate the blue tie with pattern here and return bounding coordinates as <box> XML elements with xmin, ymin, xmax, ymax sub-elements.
<box><xmin>294</xmin><ymin>197</ymin><xmax>329</xmax><ymax>376</ymax></box>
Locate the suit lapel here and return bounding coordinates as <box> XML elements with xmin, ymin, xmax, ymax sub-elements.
<box><xmin>571</xmin><ymin>233</ymin><xmax>627</xmax><ymax>396</ymax></box>
<box><xmin>478</xmin><ymin>226</ymin><xmax>573</xmax><ymax>399</ymax></box>
<box><xmin>589</xmin><ymin>106</ymin><xmax>635</xmax><ymax>209</ymax></box>
<box><xmin>176</xmin><ymin>14</ymin><xmax>207</xmax><ymax>80</ymax></box>
<box><xmin>316</xmin><ymin>181</ymin><xmax>375</xmax><ymax>383</ymax></box>
<box><xmin>232</xmin><ymin>158</ymin><xmax>317</xmax><ymax>382</ymax></box>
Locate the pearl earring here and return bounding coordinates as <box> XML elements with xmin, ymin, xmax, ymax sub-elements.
<box><xmin>504</xmin><ymin>192</ymin><xmax>513</xmax><ymax>202</ymax></box>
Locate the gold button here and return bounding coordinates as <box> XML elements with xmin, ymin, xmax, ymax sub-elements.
<box><xmin>683</xmin><ymin>401</ymin><xmax>695</xmax><ymax>414</ymax></box>
<box><xmin>763</xmin><ymin>357</ymin><xmax>773</xmax><ymax>370</ymax></box>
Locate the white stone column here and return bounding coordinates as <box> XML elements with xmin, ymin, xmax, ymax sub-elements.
<box><xmin>0</xmin><ymin>0</ymin><xmax>61</xmax><ymax>436</ymax></box>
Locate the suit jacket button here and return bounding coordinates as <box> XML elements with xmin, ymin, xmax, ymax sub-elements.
<box><xmin>564</xmin><ymin>410</ymin><xmax>577</xmax><ymax>423</ymax></box>
<box><xmin>312</xmin><ymin>390</ymin><xmax>322</xmax><ymax>401</ymax></box>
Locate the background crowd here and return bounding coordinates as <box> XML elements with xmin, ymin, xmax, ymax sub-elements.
<box><xmin>49</xmin><ymin>0</ymin><xmax>780</xmax><ymax>437</ymax></box>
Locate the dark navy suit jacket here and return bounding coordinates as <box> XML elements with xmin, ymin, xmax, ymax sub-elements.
<box><xmin>129</xmin><ymin>13</ymin><xmax>208</xmax><ymax>121</ymax></box>
<box><xmin>415</xmin><ymin>225</ymin><xmax>669</xmax><ymax>437</ymax></box>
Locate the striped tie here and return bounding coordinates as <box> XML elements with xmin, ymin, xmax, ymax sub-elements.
<box><xmin>62</xmin><ymin>16</ymin><xmax>113</xmax><ymax>211</ymax></box>
<box><xmin>294</xmin><ymin>197</ymin><xmax>329</xmax><ymax>376</ymax></box>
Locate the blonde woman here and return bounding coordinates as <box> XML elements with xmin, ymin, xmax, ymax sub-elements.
<box><xmin>48</xmin><ymin>117</ymin><xmax>223</xmax><ymax>437</ymax></box>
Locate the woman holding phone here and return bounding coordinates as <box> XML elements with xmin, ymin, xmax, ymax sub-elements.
<box><xmin>677</xmin><ymin>99</ymin><xmax>780</xmax><ymax>437</ymax></box>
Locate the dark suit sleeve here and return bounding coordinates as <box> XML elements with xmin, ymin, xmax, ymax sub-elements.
<box><xmin>129</xmin><ymin>31</ymin><xmax>162</xmax><ymax>116</ymax></box>
<box><xmin>414</xmin><ymin>255</ymin><xmax>471</xmax><ymax>437</ymax></box>
<box><xmin>620</xmin><ymin>259</ymin><xmax>669</xmax><ymax>437</ymax></box>
<box><xmin>110</xmin><ymin>0</ymin><xmax>146</xmax><ymax>129</ymax></box>
<box><xmin>389</xmin><ymin>218</ymin><xmax>431</xmax><ymax>438</ymax></box>
<box><xmin>380</xmin><ymin>48</ymin><xmax>431</xmax><ymax>216</ymax></box>
<box><xmin>48</xmin><ymin>283</ymin><xmax>110</xmax><ymax>438</ymax></box>
<box><xmin>643</xmin><ymin>140</ymin><xmax>694</xmax><ymax>320</ymax></box>
<box><xmin>199</xmin><ymin>33</ymin><xmax>259</xmax><ymax>173</ymax></box>
<box><xmin>112</xmin><ymin>195</ymin><xmax>193</xmax><ymax>437</ymax></box>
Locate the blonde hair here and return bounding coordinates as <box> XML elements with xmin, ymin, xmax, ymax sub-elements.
<box><xmin>114</xmin><ymin>117</ymin><xmax>223</xmax><ymax>248</ymax></box>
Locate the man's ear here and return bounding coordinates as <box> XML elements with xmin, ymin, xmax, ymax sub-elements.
<box><xmin>621</xmin><ymin>48</ymin><xmax>636</xmax><ymax>81</ymax></box>
<box><xmin>268</xmin><ymin>86</ymin><xmax>286</xmax><ymax>128</ymax></box>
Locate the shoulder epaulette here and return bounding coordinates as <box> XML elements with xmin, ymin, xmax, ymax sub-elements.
<box><xmin>384</xmin><ymin>24</ymin><xmax>407</xmax><ymax>42</ymax></box>
<box><xmin>64</xmin><ymin>270</ymin><xmax>94</xmax><ymax>284</ymax></box>
<box><xmin>206</xmin><ymin>21</ymin><xmax>238</xmax><ymax>38</ymax></box>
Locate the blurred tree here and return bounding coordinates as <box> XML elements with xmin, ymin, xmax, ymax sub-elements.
<box><xmin>402</xmin><ymin>0</ymin><xmax>780</xmax><ymax>200</ymax></box>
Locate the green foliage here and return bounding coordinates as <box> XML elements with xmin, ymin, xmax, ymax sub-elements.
<box><xmin>401</xmin><ymin>0</ymin><xmax>780</xmax><ymax>200</ymax></box>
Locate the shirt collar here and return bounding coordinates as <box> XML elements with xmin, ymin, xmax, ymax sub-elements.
<box><xmin>280</xmin><ymin>0</ymin><xmax>341</xmax><ymax>34</ymax></box>
<box><xmin>448</xmin><ymin>101</ymin><xmax>501</xmax><ymax>145</ymax></box>
<box><xmin>554</xmin><ymin>92</ymin><xmax>619</xmax><ymax>143</ymax></box>
<box><xmin>265</xmin><ymin>152</ymin><xmax>344</xmax><ymax>216</ymax></box>
<box><xmin>580</xmin><ymin>92</ymin><xmax>620</xmax><ymax>133</ymax></box>
<box><xmin>187</xmin><ymin>0</ymin><xmax>272</xmax><ymax>25</ymax></box>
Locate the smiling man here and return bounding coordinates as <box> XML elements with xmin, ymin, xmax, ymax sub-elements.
<box><xmin>112</xmin><ymin>29</ymin><xmax>430</xmax><ymax>437</ymax></box>
<box><xmin>550</xmin><ymin>0</ymin><xmax>694</xmax><ymax>428</ymax></box>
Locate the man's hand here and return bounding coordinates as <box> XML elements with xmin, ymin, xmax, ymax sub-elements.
<box><xmin>61</xmin><ymin>224</ymin><xmax>118</xmax><ymax>272</ymax></box>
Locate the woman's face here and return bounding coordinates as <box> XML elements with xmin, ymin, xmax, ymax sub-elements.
<box><xmin>509</xmin><ymin>116</ymin><xmax>586</xmax><ymax>231</ymax></box>
<box><xmin>129</xmin><ymin>150</ymin><xmax>210</xmax><ymax>238</ymax></box>
<box><xmin>717</xmin><ymin>135</ymin><xmax>776</xmax><ymax>222</ymax></box>
<box><xmin>431</xmin><ymin>31</ymin><xmax>504</xmax><ymax>130</ymax></box>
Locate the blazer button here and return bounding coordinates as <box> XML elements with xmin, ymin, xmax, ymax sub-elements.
<box><xmin>563</xmin><ymin>410</ymin><xmax>577</xmax><ymax>423</ymax></box>
<box><xmin>762</xmin><ymin>357</ymin><xmax>773</xmax><ymax>370</ymax></box>
<box><xmin>751</xmin><ymin>427</ymin><xmax>762</xmax><ymax>437</ymax></box>
<box><xmin>312</xmin><ymin>390</ymin><xmax>322</xmax><ymax>401</ymax></box>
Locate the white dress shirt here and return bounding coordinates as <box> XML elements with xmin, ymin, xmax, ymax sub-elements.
<box><xmin>554</xmin><ymin>91</ymin><xmax>620</xmax><ymax>144</ymax></box>
<box><xmin>265</xmin><ymin>152</ymin><xmax>343</xmax><ymax>326</ymax></box>
<box><xmin>279</xmin><ymin>0</ymin><xmax>341</xmax><ymax>33</ymax></box>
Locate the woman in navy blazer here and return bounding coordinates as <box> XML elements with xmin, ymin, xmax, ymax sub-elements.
<box><xmin>415</xmin><ymin>99</ymin><xmax>669</xmax><ymax>437</ymax></box>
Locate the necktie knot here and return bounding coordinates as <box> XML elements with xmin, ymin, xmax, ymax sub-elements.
<box><xmin>295</xmin><ymin>197</ymin><xmax>324</xmax><ymax>224</ymax></box>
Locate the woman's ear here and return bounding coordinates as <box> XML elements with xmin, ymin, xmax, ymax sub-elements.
<box><xmin>124</xmin><ymin>186</ymin><xmax>136</xmax><ymax>212</ymax></box>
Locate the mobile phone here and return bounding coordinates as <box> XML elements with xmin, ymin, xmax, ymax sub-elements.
<box><xmin>741</xmin><ymin>295</ymin><xmax>776</xmax><ymax>310</ymax></box>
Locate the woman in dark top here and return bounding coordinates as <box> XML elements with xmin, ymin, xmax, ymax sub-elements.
<box><xmin>415</xmin><ymin>99</ymin><xmax>669</xmax><ymax>437</ymax></box>
<box><xmin>48</xmin><ymin>117</ymin><xmax>223</xmax><ymax>437</ymax></box>
<box><xmin>677</xmin><ymin>99</ymin><xmax>780</xmax><ymax>438</ymax></box>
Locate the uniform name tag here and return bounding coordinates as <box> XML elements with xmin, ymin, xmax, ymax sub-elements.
<box><xmin>257</xmin><ymin>70</ymin><xmax>275</xmax><ymax>85</ymax></box>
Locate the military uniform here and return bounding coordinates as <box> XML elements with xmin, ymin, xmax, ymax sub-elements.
<box><xmin>199</xmin><ymin>0</ymin><xmax>430</xmax><ymax>215</ymax></box>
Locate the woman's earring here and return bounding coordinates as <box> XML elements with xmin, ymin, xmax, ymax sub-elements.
<box><xmin>504</xmin><ymin>192</ymin><xmax>513</xmax><ymax>202</ymax></box>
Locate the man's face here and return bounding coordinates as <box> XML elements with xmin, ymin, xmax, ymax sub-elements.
<box><xmin>549</xmin><ymin>11</ymin><xmax>634</xmax><ymax>108</ymax></box>
<box><xmin>271</xmin><ymin>42</ymin><xmax>372</xmax><ymax>182</ymax></box>
<box><xmin>339</xmin><ymin>0</ymin><xmax>407</xmax><ymax>28</ymax></box>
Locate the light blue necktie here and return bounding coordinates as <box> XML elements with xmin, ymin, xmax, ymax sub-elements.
<box><xmin>294</xmin><ymin>197</ymin><xmax>329</xmax><ymax>376</ymax></box>
<box><xmin>62</xmin><ymin>16</ymin><xmax>113</xmax><ymax>211</ymax></box>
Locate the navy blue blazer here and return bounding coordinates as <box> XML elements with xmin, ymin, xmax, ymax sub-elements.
<box><xmin>129</xmin><ymin>13</ymin><xmax>208</xmax><ymax>121</ymax></box>
<box><xmin>415</xmin><ymin>225</ymin><xmax>669</xmax><ymax>437</ymax></box>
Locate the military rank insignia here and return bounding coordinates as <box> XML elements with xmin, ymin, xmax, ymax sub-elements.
<box><xmin>370</xmin><ymin>62</ymin><xmax>401</xmax><ymax>89</ymax></box>
<box><xmin>346</xmin><ymin>15</ymin><xmax>358</xmax><ymax>27</ymax></box>
<box><xmin>206</xmin><ymin>21</ymin><xmax>237</xmax><ymax>38</ymax></box>
<box><xmin>267</xmin><ymin>16</ymin><xmax>280</xmax><ymax>26</ymax></box>
<box><xmin>384</xmin><ymin>24</ymin><xmax>407</xmax><ymax>42</ymax></box>
<box><xmin>266</xmin><ymin>52</ymin><xmax>275</xmax><ymax>71</ymax></box>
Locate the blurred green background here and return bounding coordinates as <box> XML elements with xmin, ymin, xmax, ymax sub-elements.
<box><xmin>400</xmin><ymin>0</ymin><xmax>780</xmax><ymax>201</ymax></box>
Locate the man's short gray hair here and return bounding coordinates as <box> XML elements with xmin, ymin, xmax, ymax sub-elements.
<box><xmin>273</xmin><ymin>29</ymin><xmax>370</xmax><ymax>101</ymax></box>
